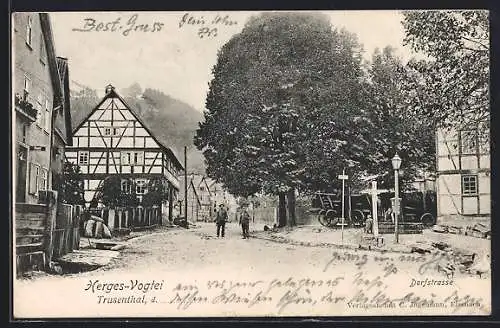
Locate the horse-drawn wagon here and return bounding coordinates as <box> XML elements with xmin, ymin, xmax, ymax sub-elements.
<box><xmin>312</xmin><ymin>190</ymin><xmax>437</xmax><ymax>228</ymax></box>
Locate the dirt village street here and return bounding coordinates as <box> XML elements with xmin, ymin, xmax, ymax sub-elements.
<box><xmin>14</xmin><ymin>221</ymin><xmax>491</xmax><ymax>317</ymax></box>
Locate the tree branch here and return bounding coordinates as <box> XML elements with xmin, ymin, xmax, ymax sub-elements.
<box><xmin>461</xmin><ymin>36</ymin><xmax>489</xmax><ymax>50</ymax></box>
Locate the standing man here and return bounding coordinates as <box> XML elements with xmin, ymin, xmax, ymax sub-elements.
<box><xmin>239</xmin><ymin>207</ymin><xmax>251</xmax><ymax>239</ymax></box>
<box><xmin>216</xmin><ymin>204</ymin><xmax>228</xmax><ymax>238</ymax></box>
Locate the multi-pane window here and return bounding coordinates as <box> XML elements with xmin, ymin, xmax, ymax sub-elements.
<box><xmin>23</xmin><ymin>75</ymin><xmax>31</xmax><ymax>101</ymax></box>
<box><xmin>460</xmin><ymin>130</ymin><xmax>477</xmax><ymax>154</ymax></box>
<box><xmin>39</xmin><ymin>34</ymin><xmax>46</xmax><ymax>64</ymax></box>
<box><xmin>462</xmin><ymin>175</ymin><xmax>478</xmax><ymax>195</ymax></box>
<box><xmin>25</xmin><ymin>15</ymin><xmax>33</xmax><ymax>47</ymax></box>
<box><xmin>121</xmin><ymin>179</ymin><xmax>132</xmax><ymax>193</ymax></box>
<box><xmin>121</xmin><ymin>151</ymin><xmax>144</xmax><ymax>165</ymax></box>
<box><xmin>78</xmin><ymin>151</ymin><xmax>89</xmax><ymax>165</ymax></box>
<box><xmin>29</xmin><ymin>164</ymin><xmax>47</xmax><ymax>194</ymax></box>
<box><xmin>104</xmin><ymin>127</ymin><xmax>120</xmax><ymax>136</ymax></box>
<box><xmin>136</xmin><ymin>179</ymin><xmax>147</xmax><ymax>195</ymax></box>
<box><xmin>39</xmin><ymin>169</ymin><xmax>47</xmax><ymax>191</ymax></box>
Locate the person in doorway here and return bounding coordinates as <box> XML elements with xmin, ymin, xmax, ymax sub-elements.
<box><xmin>239</xmin><ymin>207</ymin><xmax>251</xmax><ymax>239</ymax></box>
<box><xmin>215</xmin><ymin>204</ymin><xmax>228</xmax><ymax>238</ymax></box>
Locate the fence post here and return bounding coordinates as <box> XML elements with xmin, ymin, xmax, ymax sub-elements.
<box><xmin>108</xmin><ymin>207</ymin><xmax>115</xmax><ymax>232</ymax></box>
<box><xmin>117</xmin><ymin>207</ymin><xmax>123</xmax><ymax>230</ymax></box>
<box><xmin>38</xmin><ymin>190</ymin><xmax>57</xmax><ymax>266</ymax></box>
<box><xmin>74</xmin><ymin>205</ymin><xmax>82</xmax><ymax>250</ymax></box>
<box><xmin>123</xmin><ymin>207</ymin><xmax>129</xmax><ymax>228</ymax></box>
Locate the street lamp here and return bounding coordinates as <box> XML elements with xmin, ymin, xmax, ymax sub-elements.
<box><xmin>391</xmin><ymin>153</ymin><xmax>402</xmax><ymax>243</ymax></box>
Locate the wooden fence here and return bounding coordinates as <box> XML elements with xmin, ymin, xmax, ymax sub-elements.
<box><xmin>15</xmin><ymin>190</ymin><xmax>83</xmax><ymax>276</ymax></box>
<box><xmin>90</xmin><ymin>206</ymin><xmax>162</xmax><ymax>233</ymax></box>
<box><xmin>378</xmin><ymin>221</ymin><xmax>423</xmax><ymax>234</ymax></box>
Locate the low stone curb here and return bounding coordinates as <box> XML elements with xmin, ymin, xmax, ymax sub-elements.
<box><xmin>251</xmin><ymin>232</ymin><xmax>413</xmax><ymax>254</ymax></box>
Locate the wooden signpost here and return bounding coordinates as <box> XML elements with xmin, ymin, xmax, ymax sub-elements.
<box><xmin>338</xmin><ymin>169</ymin><xmax>348</xmax><ymax>244</ymax></box>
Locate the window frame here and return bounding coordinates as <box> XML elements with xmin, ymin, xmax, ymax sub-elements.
<box><xmin>25</xmin><ymin>15</ymin><xmax>33</xmax><ymax>48</ymax></box>
<box><xmin>121</xmin><ymin>151</ymin><xmax>144</xmax><ymax>166</ymax></box>
<box><xmin>39</xmin><ymin>33</ymin><xmax>46</xmax><ymax>64</ymax></box>
<box><xmin>104</xmin><ymin>126</ymin><xmax>120</xmax><ymax>136</ymax></box>
<box><xmin>462</xmin><ymin>175</ymin><xmax>478</xmax><ymax>196</ymax></box>
<box><xmin>78</xmin><ymin>151</ymin><xmax>89</xmax><ymax>165</ymax></box>
<box><xmin>21</xmin><ymin>123</ymin><xmax>29</xmax><ymax>144</ymax></box>
<box><xmin>135</xmin><ymin>179</ymin><xmax>147</xmax><ymax>195</ymax></box>
<box><xmin>39</xmin><ymin>168</ymin><xmax>47</xmax><ymax>191</ymax></box>
<box><xmin>29</xmin><ymin>163</ymin><xmax>40</xmax><ymax>195</ymax></box>
<box><xmin>121</xmin><ymin>179</ymin><xmax>132</xmax><ymax>194</ymax></box>
<box><xmin>23</xmin><ymin>75</ymin><xmax>31</xmax><ymax>101</ymax></box>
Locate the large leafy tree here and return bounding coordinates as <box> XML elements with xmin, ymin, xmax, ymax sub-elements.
<box><xmin>401</xmin><ymin>10</ymin><xmax>489</xmax><ymax>129</ymax></box>
<box><xmin>54</xmin><ymin>161</ymin><xmax>85</xmax><ymax>205</ymax></box>
<box><xmin>98</xmin><ymin>175</ymin><xmax>138</xmax><ymax>208</ymax></box>
<box><xmin>142</xmin><ymin>178</ymin><xmax>170</xmax><ymax>207</ymax></box>
<box><xmin>360</xmin><ymin>46</ymin><xmax>436</xmax><ymax>191</ymax></box>
<box><xmin>195</xmin><ymin>13</ymin><xmax>368</xmax><ymax>226</ymax></box>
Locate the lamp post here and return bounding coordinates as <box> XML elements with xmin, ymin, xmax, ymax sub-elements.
<box><xmin>338</xmin><ymin>169</ymin><xmax>348</xmax><ymax>244</ymax></box>
<box><xmin>391</xmin><ymin>153</ymin><xmax>402</xmax><ymax>243</ymax></box>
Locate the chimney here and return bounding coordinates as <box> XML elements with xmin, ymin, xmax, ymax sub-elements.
<box><xmin>105</xmin><ymin>84</ymin><xmax>115</xmax><ymax>94</ymax></box>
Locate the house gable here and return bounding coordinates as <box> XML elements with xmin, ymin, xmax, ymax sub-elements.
<box><xmin>72</xmin><ymin>88</ymin><xmax>162</xmax><ymax>150</ymax></box>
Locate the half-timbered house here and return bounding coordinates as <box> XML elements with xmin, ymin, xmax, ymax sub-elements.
<box><xmin>65</xmin><ymin>84</ymin><xmax>183</xmax><ymax>215</ymax></box>
<box><xmin>436</xmin><ymin>119</ymin><xmax>490</xmax><ymax>223</ymax></box>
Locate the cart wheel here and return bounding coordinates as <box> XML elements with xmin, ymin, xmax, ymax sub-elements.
<box><xmin>318</xmin><ymin>211</ymin><xmax>329</xmax><ymax>227</ymax></box>
<box><xmin>420</xmin><ymin>213</ymin><xmax>435</xmax><ymax>227</ymax></box>
<box><xmin>325</xmin><ymin>210</ymin><xmax>337</xmax><ymax>227</ymax></box>
<box><xmin>351</xmin><ymin>210</ymin><xmax>365</xmax><ymax>226</ymax></box>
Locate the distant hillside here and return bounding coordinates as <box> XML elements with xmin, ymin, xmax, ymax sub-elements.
<box><xmin>70</xmin><ymin>82</ymin><xmax>206</xmax><ymax>173</ymax></box>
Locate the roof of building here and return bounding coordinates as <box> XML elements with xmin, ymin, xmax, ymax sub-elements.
<box><xmin>54</xmin><ymin>57</ymin><xmax>73</xmax><ymax>145</ymax></box>
<box><xmin>72</xmin><ymin>86</ymin><xmax>184</xmax><ymax>170</ymax></box>
<box><xmin>178</xmin><ymin>174</ymin><xmax>202</xmax><ymax>205</ymax></box>
<box><xmin>39</xmin><ymin>13</ymin><xmax>73</xmax><ymax>146</ymax></box>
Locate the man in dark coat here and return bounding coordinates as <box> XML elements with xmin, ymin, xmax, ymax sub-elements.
<box><xmin>215</xmin><ymin>204</ymin><xmax>228</xmax><ymax>238</ymax></box>
<box><xmin>239</xmin><ymin>208</ymin><xmax>251</xmax><ymax>239</ymax></box>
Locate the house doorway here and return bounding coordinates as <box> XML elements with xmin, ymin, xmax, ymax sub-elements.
<box><xmin>16</xmin><ymin>145</ymin><xmax>28</xmax><ymax>203</ymax></box>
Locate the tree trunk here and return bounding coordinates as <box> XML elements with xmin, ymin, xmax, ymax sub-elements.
<box><xmin>278</xmin><ymin>192</ymin><xmax>287</xmax><ymax>227</ymax></box>
<box><xmin>287</xmin><ymin>189</ymin><xmax>296</xmax><ymax>226</ymax></box>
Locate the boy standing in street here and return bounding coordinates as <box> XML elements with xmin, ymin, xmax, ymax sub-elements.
<box><xmin>216</xmin><ymin>204</ymin><xmax>228</xmax><ymax>238</ymax></box>
<box><xmin>239</xmin><ymin>207</ymin><xmax>251</xmax><ymax>239</ymax></box>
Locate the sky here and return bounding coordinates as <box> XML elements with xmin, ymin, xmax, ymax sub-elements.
<box><xmin>50</xmin><ymin>11</ymin><xmax>414</xmax><ymax>111</ymax></box>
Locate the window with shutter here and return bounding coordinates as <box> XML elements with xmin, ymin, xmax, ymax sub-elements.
<box><xmin>39</xmin><ymin>168</ymin><xmax>47</xmax><ymax>191</ymax></box>
<box><xmin>29</xmin><ymin>163</ymin><xmax>39</xmax><ymax>194</ymax></box>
